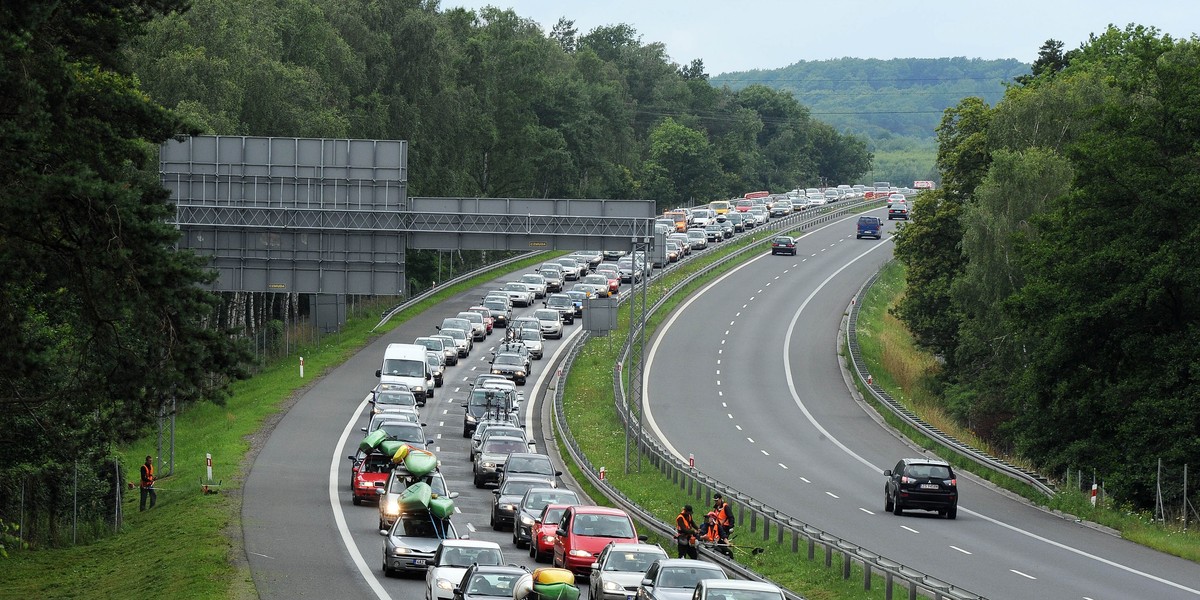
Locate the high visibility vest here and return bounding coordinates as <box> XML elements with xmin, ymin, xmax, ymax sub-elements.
<box><xmin>141</xmin><ymin>463</ymin><xmax>155</xmax><ymax>488</ymax></box>
<box><xmin>702</xmin><ymin>522</ymin><xmax>720</xmax><ymax>542</ymax></box>
<box><xmin>714</xmin><ymin>501</ymin><xmax>732</xmax><ymax>527</ymax></box>
<box><xmin>675</xmin><ymin>512</ymin><xmax>696</xmax><ymax>540</ymax></box>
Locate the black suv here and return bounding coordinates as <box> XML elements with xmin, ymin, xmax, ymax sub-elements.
<box><xmin>884</xmin><ymin>458</ymin><xmax>958</xmax><ymax>519</ymax></box>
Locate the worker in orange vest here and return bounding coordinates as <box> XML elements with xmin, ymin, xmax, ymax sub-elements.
<box><xmin>674</xmin><ymin>505</ymin><xmax>698</xmax><ymax>559</ymax></box>
<box><xmin>140</xmin><ymin>455</ymin><xmax>156</xmax><ymax>511</ymax></box>
<box><xmin>713</xmin><ymin>493</ymin><xmax>735</xmax><ymax>539</ymax></box>
<box><xmin>699</xmin><ymin>511</ymin><xmax>732</xmax><ymax>557</ymax></box>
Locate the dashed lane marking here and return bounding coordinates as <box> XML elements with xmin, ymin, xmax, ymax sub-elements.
<box><xmin>901</xmin><ymin>526</ymin><xmax>919</xmax><ymax>534</ymax></box>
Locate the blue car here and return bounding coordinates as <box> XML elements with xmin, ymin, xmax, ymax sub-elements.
<box><xmin>857</xmin><ymin>216</ymin><xmax>883</xmax><ymax>239</ymax></box>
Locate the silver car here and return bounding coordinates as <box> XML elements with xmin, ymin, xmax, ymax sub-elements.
<box><xmin>380</xmin><ymin>513</ymin><xmax>461</xmax><ymax>576</ymax></box>
<box><xmin>500</xmin><ymin>282</ymin><xmax>534</xmax><ymax>307</ymax></box>
<box><xmin>532</xmin><ymin>308</ymin><xmax>563</xmax><ymax>340</ymax></box>
<box><xmin>519</xmin><ymin>273</ymin><xmax>548</xmax><ymax>298</ymax></box>
<box><xmin>589</xmin><ymin>543</ymin><xmax>669</xmax><ymax>600</ymax></box>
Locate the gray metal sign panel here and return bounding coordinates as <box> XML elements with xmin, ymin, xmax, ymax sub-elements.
<box><xmin>583</xmin><ymin>296</ymin><xmax>620</xmax><ymax>333</ymax></box>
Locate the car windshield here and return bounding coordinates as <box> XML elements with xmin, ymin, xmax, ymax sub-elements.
<box><xmin>534</xmin><ymin>310</ymin><xmax>558</xmax><ymax>321</ymax></box>
<box><xmin>499</xmin><ymin>480</ymin><xmax>540</xmax><ymax>498</ymax></box>
<box><xmin>906</xmin><ymin>464</ymin><xmax>952</xmax><ymax>479</ymax></box>
<box><xmin>503</xmin><ymin>283</ymin><xmax>526</xmax><ymax>292</ymax></box>
<box><xmin>445</xmin><ymin>329</ymin><xmax>466</xmax><ymax>340</ymax></box>
<box><xmin>441</xmin><ymin>546</ymin><xmax>503</xmax><ymax>568</ymax></box>
<box><xmin>494</xmin><ymin>354</ymin><xmax>523</xmax><ymax>366</ymax></box>
<box><xmin>520</xmin><ymin>330</ymin><xmax>540</xmax><ymax>342</ymax></box>
<box><xmin>395</xmin><ymin>516</ymin><xmax>453</xmax><ymax>538</ymax></box>
<box><xmin>466</xmin><ymin>573</ymin><xmax>522</xmax><ymax>596</ymax></box>
<box><xmin>483</xmin><ymin>438</ymin><xmax>527</xmax><ymax>454</ymax></box>
<box><xmin>382</xmin><ymin>358</ymin><xmax>425</xmax><ymax>378</ymax></box>
<box><xmin>547</xmin><ymin>297</ymin><xmax>571</xmax><ymax>309</ymax></box>
<box><xmin>416</xmin><ymin>338</ymin><xmax>441</xmax><ymax>351</ymax></box>
<box><xmin>484</xmin><ymin>300</ymin><xmax>506</xmax><ymax>311</ymax></box>
<box><xmin>521</xmin><ymin>275</ymin><xmax>542</xmax><ymax>284</ymax></box>
<box><xmin>507</xmin><ymin>456</ymin><xmax>553</xmax><ymax>475</ymax></box>
<box><xmin>379</xmin><ymin>423</ymin><xmax>423</xmax><ymax>444</ymax></box>
<box><xmin>523</xmin><ymin>491</ymin><xmax>577</xmax><ymax>512</ymax></box>
<box><xmin>604</xmin><ymin>550</ymin><xmax>664</xmax><ymax>571</ymax></box>
<box><xmin>390</xmin><ymin>472</ymin><xmax>447</xmax><ymax>496</ymax></box>
<box><xmin>376</xmin><ymin>391</ymin><xmax>417</xmax><ymax>407</ymax></box>
<box><xmin>572</xmin><ymin>514</ymin><xmax>634</xmax><ymax>538</ymax></box>
<box><xmin>542</xmin><ymin>507</ymin><xmax>567</xmax><ymax>523</ymax></box>
<box><xmin>774</xmin><ymin>238</ymin><xmax>792</xmax><ymax>244</ymax></box>
<box><xmin>657</xmin><ymin>566</ymin><xmax>724</xmax><ymax>589</ymax></box>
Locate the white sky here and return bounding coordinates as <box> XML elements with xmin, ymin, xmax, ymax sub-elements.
<box><xmin>441</xmin><ymin>0</ymin><xmax>1199</xmax><ymax>75</ymax></box>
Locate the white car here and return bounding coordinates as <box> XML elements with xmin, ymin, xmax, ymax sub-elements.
<box><xmin>500</xmin><ymin>282</ymin><xmax>535</xmax><ymax>307</ymax></box>
<box><xmin>518</xmin><ymin>273</ymin><xmax>548</xmax><ymax>298</ymax></box>
<box><xmin>532</xmin><ymin>308</ymin><xmax>564</xmax><ymax>340</ymax></box>
<box><xmin>426</xmin><ymin>540</ymin><xmax>504</xmax><ymax>600</ymax></box>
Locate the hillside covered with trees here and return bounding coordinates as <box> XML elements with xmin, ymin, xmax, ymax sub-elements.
<box><xmin>892</xmin><ymin>27</ymin><xmax>1199</xmax><ymax>511</ymax></box>
<box><xmin>713</xmin><ymin>58</ymin><xmax>1030</xmax><ymax>186</ymax></box>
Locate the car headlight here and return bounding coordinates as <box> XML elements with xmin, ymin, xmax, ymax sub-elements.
<box><xmin>466</xmin><ymin>414</ymin><xmax>477</xmax><ymax>424</ymax></box>
<box><xmin>541</xmin><ymin>534</ymin><xmax>556</xmax><ymax>544</ymax></box>
<box><xmin>492</xmin><ymin>369</ymin><xmax>502</xmax><ymax>375</ymax></box>
<box><xmin>603</xmin><ymin>581</ymin><xmax>624</xmax><ymax>592</ymax></box>
<box><xmin>500</xmin><ymin>503</ymin><xmax>517</xmax><ymax>511</ymax></box>
<box><xmin>482</xmin><ymin>462</ymin><xmax>496</xmax><ymax>469</ymax></box>
<box><xmin>436</xmin><ymin>578</ymin><xmax>456</xmax><ymax>591</ymax></box>
<box><xmin>392</xmin><ymin>547</ymin><xmax>411</xmax><ymax>555</ymax></box>
<box><xmin>568</xmin><ymin>549</ymin><xmax>591</xmax><ymax>557</ymax></box>
<box><xmin>520</xmin><ymin>514</ymin><xmax>535</xmax><ymax>525</ymax></box>
<box><xmin>516</xmin><ymin>370</ymin><xmax>526</xmax><ymax>377</ymax></box>
<box><xmin>413</xmin><ymin>385</ymin><xmax>424</xmax><ymax>392</ymax></box>
<box><xmin>384</xmin><ymin>500</ymin><xmax>399</xmax><ymax>517</ymax></box>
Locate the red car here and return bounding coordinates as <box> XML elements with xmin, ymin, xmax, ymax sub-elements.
<box><xmin>348</xmin><ymin>451</ymin><xmax>392</xmax><ymax>505</ymax></box>
<box><xmin>553</xmin><ymin>505</ymin><xmax>642</xmax><ymax>575</ymax></box>
<box><xmin>468</xmin><ymin>306</ymin><xmax>495</xmax><ymax>335</ymax></box>
<box><xmin>529</xmin><ymin>503</ymin><xmax>572</xmax><ymax>563</ymax></box>
<box><xmin>595</xmin><ymin>269</ymin><xmax>621</xmax><ymax>295</ymax></box>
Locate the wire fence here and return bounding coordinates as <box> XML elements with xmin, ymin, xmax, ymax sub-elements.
<box><xmin>0</xmin><ymin>458</ymin><xmax>128</xmax><ymax>549</ymax></box>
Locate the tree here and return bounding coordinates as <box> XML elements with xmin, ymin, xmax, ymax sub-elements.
<box><xmin>550</xmin><ymin>17</ymin><xmax>577</xmax><ymax>53</ymax></box>
<box><xmin>645</xmin><ymin>118</ymin><xmax>724</xmax><ymax>207</ymax></box>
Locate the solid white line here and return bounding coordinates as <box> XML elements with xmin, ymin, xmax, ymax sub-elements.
<box><xmin>329</xmin><ymin>392</ymin><xmax>391</xmax><ymax>600</ymax></box>
<box><xmin>1010</xmin><ymin>570</ymin><xmax>1037</xmax><ymax>580</ymax></box>
<box><xmin>950</xmin><ymin>546</ymin><xmax>973</xmax><ymax>555</ymax></box>
<box><xmin>901</xmin><ymin>526</ymin><xmax>919</xmax><ymax>534</ymax></box>
<box><xmin>248</xmin><ymin>551</ymin><xmax>274</xmax><ymax>559</ymax></box>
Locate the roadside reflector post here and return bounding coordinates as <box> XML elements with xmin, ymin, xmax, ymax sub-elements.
<box><xmin>1091</xmin><ymin>483</ymin><xmax>1098</xmax><ymax>506</ymax></box>
<box><xmin>201</xmin><ymin>453</ymin><xmax>222</xmax><ymax>494</ymax></box>
<box><xmin>689</xmin><ymin>453</ymin><xmax>695</xmax><ymax>469</ymax></box>
<box><xmin>300</xmin><ymin>356</ymin><xmax>305</xmax><ymax>378</ymax></box>
<box><xmin>599</xmin><ymin>467</ymin><xmax>606</xmax><ymax>480</ymax></box>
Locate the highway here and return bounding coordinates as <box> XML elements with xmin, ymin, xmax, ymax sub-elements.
<box><xmin>643</xmin><ymin>208</ymin><xmax>1200</xmax><ymax>599</ymax></box>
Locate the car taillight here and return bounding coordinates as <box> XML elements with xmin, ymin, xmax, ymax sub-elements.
<box><xmin>901</xmin><ymin>476</ymin><xmax>912</xmax><ymax>484</ymax></box>
<box><xmin>946</xmin><ymin>479</ymin><xmax>956</xmax><ymax>486</ymax></box>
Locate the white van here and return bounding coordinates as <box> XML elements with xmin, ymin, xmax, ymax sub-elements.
<box><xmin>375</xmin><ymin>343</ymin><xmax>434</xmax><ymax>404</ymax></box>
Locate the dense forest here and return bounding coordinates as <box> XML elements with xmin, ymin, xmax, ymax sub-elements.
<box><xmin>0</xmin><ymin>0</ymin><xmax>871</xmax><ymax>547</ymax></box>
<box><xmin>892</xmin><ymin>29</ymin><xmax>1200</xmax><ymax>511</ymax></box>
<box><xmin>714</xmin><ymin>58</ymin><xmax>1031</xmax><ymax>187</ymax></box>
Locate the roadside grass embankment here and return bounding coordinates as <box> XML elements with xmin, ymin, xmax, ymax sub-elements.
<box><xmin>0</xmin><ymin>253</ymin><xmax>553</xmax><ymax>600</ymax></box>
<box><xmin>854</xmin><ymin>260</ymin><xmax>1200</xmax><ymax>563</ymax></box>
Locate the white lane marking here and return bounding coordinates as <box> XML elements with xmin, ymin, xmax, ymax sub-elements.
<box><xmin>442</xmin><ymin>409</ymin><xmax>448</xmax><ymax>415</ymax></box>
<box><xmin>718</xmin><ymin>391</ymin><xmax>724</xmax><ymax>397</ymax></box>
<box><xmin>774</xmin><ymin>275</ymin><xmax>780</xmax><ymax>280</ymax></box>
<box><xmin>523</xmin><ymin>325</ymin><xmax>584</xmax><ymax>428</ymax></box>
<box><xmin>436</xmin><ymin>433</ymin><xmax>442</xmax><ymax>439</ymax></box>
<box><xmin>735</xmin><ymin>312</ymin><xmax>741</xmax><ymax>317</ymax></box>
<box><xmin>729</xmin><ymin>320</ymin><xmax>736</xmax><ymax>326</ymax></box>
<box><xmin>746</xmin><ymin>437</ymin><xmax>755</xmax><ymax>443</ymax></box>
<box><xmin>717</xmin><ymin>359</ymin><xmax>721</xmax><ymax>365</ymax></box>
<box><xmin>783</xmin><ymin>269</ymin><xmax>789</xmax><ymax>273</ymax></box>
<box><xmin>742</xmin><ymin>304</ymin><xmax>747</xmax><ymax>309</ymax></box>
<box><xmin>735</xmin><ymin>425</ymin><xmax>742</xmax><ymax>431</ymax></box>
<box><xmin>438</xmin><ymin>421</ymin><xmax>444</xmax><ymax>427</ymax></box>
<box><xmin>329</xmin><ymin>392</ymin><xmax>391</xmax><ymax>600</ymax></box>
<box><xmin>761</xmin><ymin>450</ymin><xmax>769</xmax><ymax>456</ymax></box>
<box><xmin>467</xmin><ymin>523</ymin><xmax>477</xmax><ymax>533</ymax></box>
<box><xmin>716</xmin><ymin>370</ymin><xmax>720</xmax><ymax>375</ymax></box>
<box><xmin>249</xmin><ymin>551</ymin><xmax>274</xmax><ymax>559</ymax></box>
<box><xmin>825</xmin><ymin>491</ymin><xmax>839</xmax><ymax>499</ymax></box>
<box><xmin>950</xmin><ymin>546</ymin><xmax>972</xmax><ymax>555</ymax></box>
<box><xmin>859</xmin><ymin>508</ymin><xmax>873</xmax><ymax>515</ymax></box>
<box><xmin>716</xmin><ymin>380</ymin><xmax>721</xmax><ymax>385</ymax></box>
<box><xmin>901</xmin><ymin>526</ymin><xmax>920</xmax><ymax>534</ymax></box>
<box><xmin>724</xmin><ymin>330</ymin><xmax>730</xmax><ymax>335</ymax></box>
<box><xmin>1010</xmin><ymin>570</ymin><xmax>1037</xmax><ymax>580</ymax></box>
<box><xmin>749</xmin><ymin>296</ymin><xmax>755</xmax><ymax>301</ymax></box>
<box><xmin>718</xmin><ymin>349</ymin><xmax>723</xmax><ymax>355</ymax></box>
<box><xmin>779</xmin><ymin>463</ymin><xmax>788</xmax><ymax>470</ymax></box>
<box><xmin>756</xmin><ymin>289</ymin><xmax>763</xmax><ymax>293</ymax></box>
<box><xmin>727</xmin><ymin>413</ymin><xmax>733</xmax><ymax>419</ymax></box>
<box><xmin>720</xmin><ymin>340</ymin><xmax>725</xmax><ymax>345</ymax></box>
<box><xmin>800</xmin><ymin>477</ymin><xmax>811</xmax><ymax>483</ymax></box>
<box><xmin>811</xmin><ymin>253</ymin><xmax>817</xmax><ymax>257</ymax></box>
<box><xmin>721</xmin><ymin>402</ymin><xmax>727</xmax><ymax>407</ymax></box>
<box><xmin>765</xmin><ymin>282</ymin><xmax>771</xmax><ymax>287</ymax></box>
<box><xmin>455</xmin><ymin>506</ymin><xmax>462</xmax><ymax>514</ymax></box>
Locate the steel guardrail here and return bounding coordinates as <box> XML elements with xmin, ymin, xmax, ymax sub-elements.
<box><xmin>554</xmin><ymin>199</ymin><xmax>989</xmax><ymax>600</ymax></box>
<box><xmin>845</xmin><ymin>264</ymin><xmax>1056</xmax><ymax>497</ymax></box>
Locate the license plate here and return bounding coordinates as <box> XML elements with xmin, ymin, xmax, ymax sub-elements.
<box><xmin>408</xmin><ymin>559</ymin><xmax>426</xmax><ymax>567</ymax></box>
<box><xmin>920</xmin><ymin>484</ymin><xmax>939</xmax><ymax>490</ymax></box>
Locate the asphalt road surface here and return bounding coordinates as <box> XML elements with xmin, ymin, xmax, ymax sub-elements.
<box><xmin>642</xmin><ymin>208</ymin><xmax>1200</xmax><ymax>599</ymax></box>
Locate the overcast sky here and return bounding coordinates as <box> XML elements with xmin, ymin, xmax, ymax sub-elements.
<box><xmin>442</xmin><ymin>0</ymin><xmax>1199</xmax><ymax>75</ymax></box>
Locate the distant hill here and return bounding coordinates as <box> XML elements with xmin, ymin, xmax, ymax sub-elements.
<box><xmin>712</xmin><ymin>57</ymin><xmax>1030</xmax><ymax>140</ymax></box>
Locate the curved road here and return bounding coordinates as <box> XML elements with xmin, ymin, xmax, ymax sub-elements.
<box><xmin>643</xmin><ymin>208</ymin><xmax>1200</xmax><ymax>599</ymax></box>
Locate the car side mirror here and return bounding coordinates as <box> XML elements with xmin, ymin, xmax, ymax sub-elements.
<box><xmin>347</xmin><ymin>455</ymin><xmax>357</xmax><ymax>461</ymax></box>
<box><xmin>590</xmin><ymin>562</ymin><xmax>599</xmax><ymax>570</ymax></box>
<box><xmin>360</xmin><ymin>427</ymin><xmax>367</xmax><ymax>432</ymax></box>
<box><xmin>376</xmin><ymin>488</ymin><xmax>386</xmax><ymax>496</ymax></box>
<box><xmin>556</xmin><ymin>528</ymin><xmax>565</xmax><ymax>536</ymax></box>
<box><xmin>637</xmin><ymin>535</ymin><xmax>648</xmax><ymax>542</ymax></box>
<box><xmin>448</xmin><ymin>492</ymin><xmax>460</xmax><ymax>499</ymax></box>
<box><xmin>883</xmin><ymin>469</ymin><xmax>892</xmax><ymax>477</ymax></box>
<box><xmin>493</xmin><ymin>490</ymin><xmax>501</xmax><ymax>496</ymax></box>
<box><xmin>642</xmin><ymin>578</ymin><xmax>653</xmax><ymax>587</ymax></box>
<box><xmin>375</xmin><ymin>369</ymin><xmax>382</xmax><ymax>378</ymax></box>
<box><xmin>379</xmin><ymin>529</ymin><xmax>389</xmax><ymax>536</ymax></box>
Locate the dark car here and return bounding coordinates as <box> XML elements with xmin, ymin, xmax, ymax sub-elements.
<box><xmin>888</xmin><ymin>203</ymin><xmax>909</xmax><ymax>220</ymax></box>
<box><xmin>635</xmin><ymin>558</ymin><xmax>727</xmax><ymax>600</ymax></box>
<box><xmin>463</xmin><ymin>386</ymin><xmax>519</xmax><ymax>437</ymax></box>
<box><xmin>380</xmin><ymin>515</ymin><xmax>461</xmax><ymax>576</ymax></box>
<box><xmin>489</xmin><ymin>352</ymin><xmax>528</xmax><ymax>386</ymax></box>
<box><xmin>490</xmin><ymin>476</ymin><xmax>545</xmax><ymax>531</ymax></box>
<box><xmin>513</xmin><ymin>487</ymin><xmax>579</xmax><ymax>549</ymax></box>
<box><xmin>543</xmin><ymin>294</ymin><xmax>576</xmax><ymax>324</ymax></box>
<box><xmin>473</xmin><ymin>435</ymin><xmax>530</xmax><ymax>488</ymax></box>
<box><xmin>856</xmin><ymin>216</ymin><xmax>883</xmax><ymax>240</ymax></box>
<box><xmin>884</xmin><ymin>457</ymin><xmax>958</xmax><ymax>519</ymax></box>
<box><xmin>498</xmin><ymin>452</ymin><xmax>560</xmax><ymax>489</ymax></box>
<box><xmin>452</xmin><ymin>564</ymin><xmax>528</xmax><ymax>600</ymax></box>
<box><xmin>770</xmin><ymin>236</ymin><xmax>797</xmax><ymax>256</ymax></box>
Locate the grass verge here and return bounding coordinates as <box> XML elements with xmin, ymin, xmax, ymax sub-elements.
<box><xmin>854</xmin><ymin>260</ymin><xmax>1200</xmax><ymax>563</ymax></box>
<box><xmin>0</xmin><ymin>252</ymin><xmax>554</xmax><ymax>599</ymax></box>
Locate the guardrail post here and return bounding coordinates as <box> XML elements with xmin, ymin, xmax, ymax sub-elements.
<box><xmin>808</xmin><ymin>538</ymin><xmax>815</xmax><ymax>560</ymax></box>
<box><xmin>750</xmin><ymin>509</ymin><xmax>757</xmax><ymax>533</ymax></box>
<box><xmin>885</xmin><ymin>572</ymin><xmax>894</xmax><ymax>600</ymax></box>
<box><xmin>864</xmin><ymin>563</ymin><xmax>872</xmax><ymax>590</ymax></box>
<box><xmin>824</xmin><ymin>543</ymin><xmax>833</xmax><ymax>567</ymax></box>
<box><xmin>687</xmin><ymin>475</ymin><xmax>694</xmax><ymax>496</ymax></box>
<box><xmin>907</xmin><ymin>582</ymin><xmax>917</xmax><ymax>600</ymax></box>
<box><xmin>791</xmin><ymin>528</ymin><xmax>799</xmax><ymax>553</ymax></box>
<box><xmin>738</xmin><ymin>505</ymin><xmax>745</xmax><ymax>528</ymax></box>
<box><xmin>842</xmin><ymin>550</ymin><xmax>851</xmax><ymax>579</ymax></box>
<box><xmin>762</xmin><ymin>514</ymin><xmax>770</xmax><ymax>541</ymax></box>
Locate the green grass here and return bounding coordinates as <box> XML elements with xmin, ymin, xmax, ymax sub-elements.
<box><xmin>854</xmin><ymin>260</ymin><xmax>1200</xmax><ymax>563</ymax></box>
<box><xmin>0</xmin><ymin>252</ymin><xmax>555</xmax><ymax>599</ymax></box>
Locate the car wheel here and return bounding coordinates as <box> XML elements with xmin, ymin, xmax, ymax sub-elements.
<box><xmin>892</xmin><ymin>497</ymin><xmax>904</xmax><ymax>516</ymax></box>
<box><xmin>352</xmin><ymin>495</ymin><xmax>362</xmax><ymax>506</ymax></box>
<box><xmin>529</xmin><ymin>543</ymin><xmax>537</xmax><ymax>559</ymax></box>
<box><xmin>517</xmin><ymin>379</ymin><xmax>526</xmax><ymax>386</ymax></box>
<box><xmin>436</xmin><ymin>378</ymin><xmax>443</xmax><ymax>388</ymax></box>
<box><xmin>382</xmin><ymin>556</ymin><xmax>393</xmax><ymax>578</ymax></box>
<box><xmin>883</xmin><ymin>490</ymin><xmax>893</xmax><ymax>513</ymax></box>
<box><xmin>463</xmin><ymin>427</ymin><xmax>471</xmax><ymax>438</ymax></box>
<box><xmin>427</xmin><ymin>389</ymin><xmax>433</xmax><ymax>399</ymax></box>
<box><xmin>947</xmin><ymin>504</ymin><xmax>957</xmax><ymax>520</ymax></box>
<box><xmin>474</xmin><ymin>473</ymin><xmax>484</xmax><ymax>488</ymax></box>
